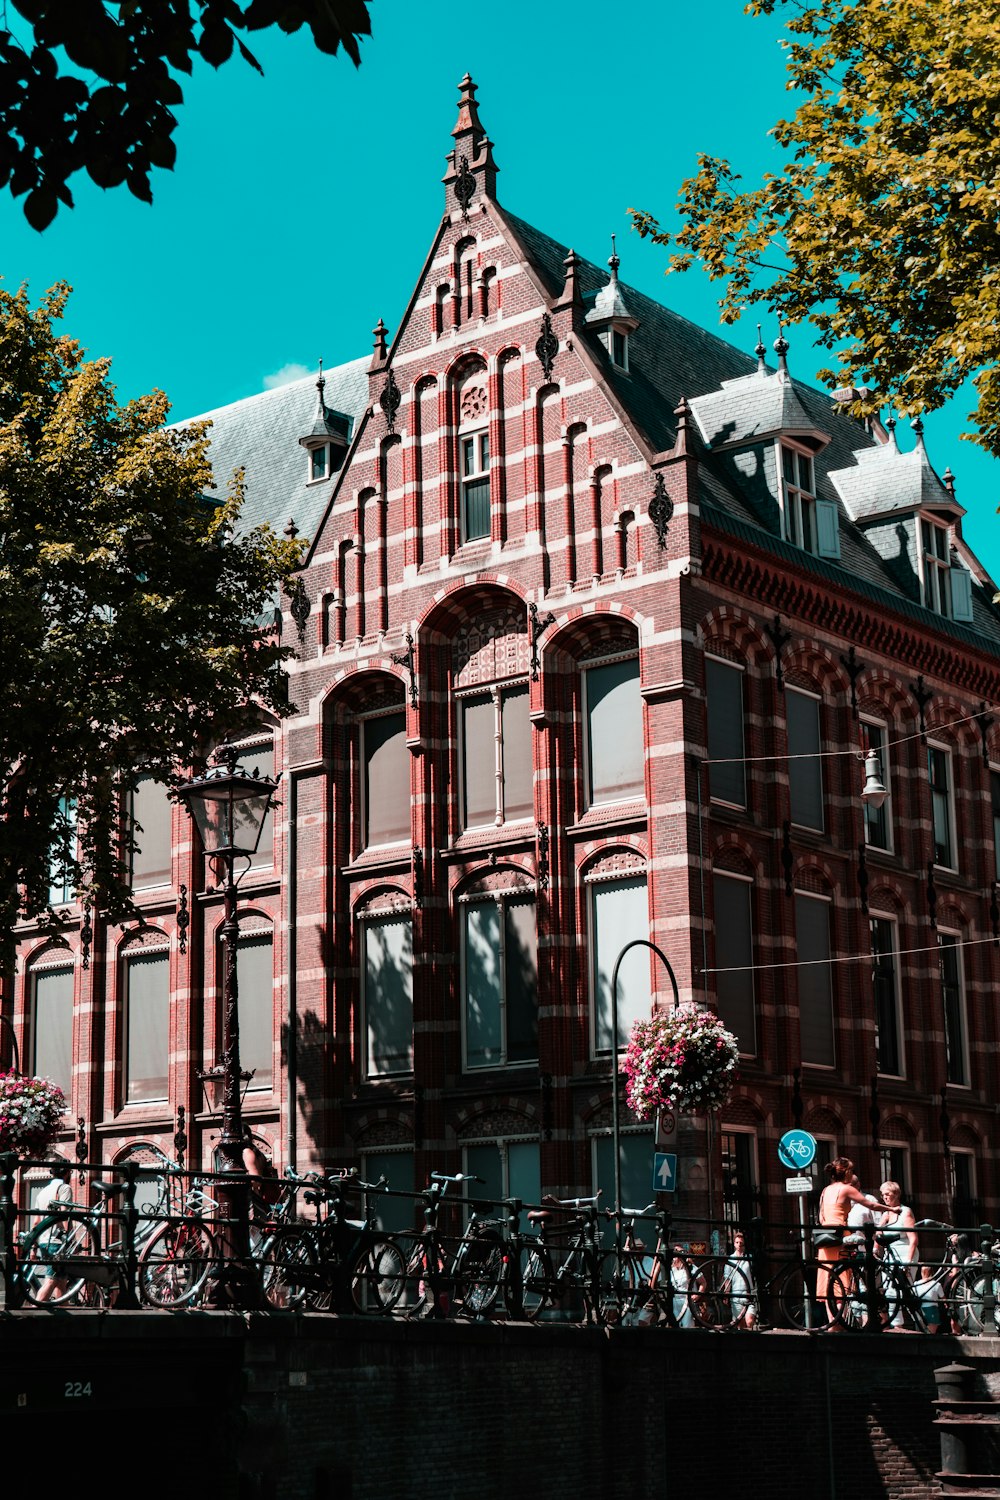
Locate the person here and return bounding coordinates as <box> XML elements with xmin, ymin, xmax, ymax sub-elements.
<box><xmin>670</xmin><ymin>1246</ymin><xmax>698</xmax><ymax>1328</ymax></box>
<box><xmin>816</xmin><ymin>1157</ymin><xmax>883</xmax><ymax>1308</ymax></box>
<box><xmin>845</xmin><ymin>1174</ymin><xmax>878</xmax><ymax>1241</ymax></box>
<box><xmin>877</xmin><ymin>1179</ymin><xmax>918</xmax><ymax>1329</ymax></box>
<box><xmin>241</xmin><ymin>1128</ymin><xmax>281</xmax><ymax>1222</ymax></box>
<box><xmin>32</xmin><ymin>1159</ymin><xmax>75</xmax><ymax>1304</ymax></box>
<box><xmin>721</xmin><ymin>1228</ymin><xmax>757</xmax><ymax>1330</ymax></box>
<box><xmin>916</xmin><ymin>1262</ymin><xmax>944</xmax><ymax>1333</ymax></box>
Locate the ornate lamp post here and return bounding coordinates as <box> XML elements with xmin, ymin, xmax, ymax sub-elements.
<box><xmin>174</xmin><ymin>747</ymin><xmax>278</xmax><ymax>1304</ymax></box>
<box><xmin>609</xmin><ymin>939</ymin><xmax>680</xmax><ymax>1276</ymax></box>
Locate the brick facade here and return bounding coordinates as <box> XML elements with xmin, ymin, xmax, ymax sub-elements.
<box><xmin>13</xmin><ymin>76</ymin><xmax>1000</xmax><ymax>1235</ymax></box>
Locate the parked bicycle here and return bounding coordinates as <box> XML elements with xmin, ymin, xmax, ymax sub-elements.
<box><xmin>518</xmin><ymin>1193</ymin><xmax>605</xmax><ymax>1323</ymax></box>
<box><xmin>397</xmin><ymin>1172</ymin><xmax>508</xmax><ymax>1320</ymax></box>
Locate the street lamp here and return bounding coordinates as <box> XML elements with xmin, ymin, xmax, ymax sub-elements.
<box><xmin>173</xmin><ymin>746</ymin><xmax>278</xmax><ymax>1305</ymax></box>
<box><xmin>609</xmin><ymin>940</ymin><xmax>680</xmax><ymax>1281</ymax></box>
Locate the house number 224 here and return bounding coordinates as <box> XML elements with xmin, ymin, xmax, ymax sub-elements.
<box><xmin>64</xmin><ymin>1381</ymin><xmax>93</xmax><ymax>1398</ymax></box>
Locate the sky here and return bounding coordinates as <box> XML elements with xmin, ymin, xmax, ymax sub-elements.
<box><xmin>3</xmin><ymin>0</ymin><xmax>999</xmax><ymax>580</ymax></box>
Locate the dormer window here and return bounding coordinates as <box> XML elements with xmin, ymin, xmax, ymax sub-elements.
<box><xmin>921</xmin><ymin>519</ymin><xmax>952</xmax><ymax>615</ymax></box>
<box><xmin>781</xmin><ymin>445</ymin><xmax>816</xmax><ymax>551</ymax></box>
<box><xmin>611</xmin><ymin>329</ymin><xmax>628</xmax><ymax>370</ymax></box>
<box><xmin>310</xmin><ymin>445</ymin><xmax>329</xmax><ymax>483</ymax></box>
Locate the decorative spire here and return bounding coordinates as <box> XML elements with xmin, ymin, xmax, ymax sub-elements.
<box><xmin>754</xmin><ymin>324</ymin><xmax>767</xmax><ymax>374</ymax></box>
<box><xmin>672</xmin><ymin>396</ymin><xmax>695</xmax><ymax>458</ymax></box>
<box><xmin>444</xmin><ymin>73</ymin><xmax>497</xmax><ymax>208</ymax></box>
<box><xmin>369</xmin><ymin>317</ymin><xmax>388</xmax><ymax>372</ymax></box>
<box><xmin>943</xmin><ymin>465</ymin><xmax>956</xmax><ymax>497</ymax></box>
<box><xmin>912</xmin><ymin>413</ymin><xmax>925</xmax><ymax>450</ymax></box>
<box><xmin>608</xmin><ymin>232</ymin><xmax>620</xmax><ymax>280</ymax></box>
<box><xmin>773</xmin><ymin>321</ymin><xmax>790</xmax><ymax>378</ymax></box>
<box><xmin>585</xmin><ymin>235</ymin><xmax>639</xmax><ymax>332</ymax></box>
<box><xmin>554</xmin><ymin>248</ymin><xmax>583</xmax><ymax>313</ymax></box>
<box><xmin>885</xmin><ymin>413</ymin><xmax>898</xmax><ymax>451</ymax></box>
<box><xmin>452</xmin><ymin>73</ymin><xmax>485</xmax><ymax>143</ymax></box>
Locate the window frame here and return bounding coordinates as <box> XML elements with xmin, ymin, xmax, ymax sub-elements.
<box><xmin>719</xmin><ymin>1126</ymin><xmax>761</xmax><ymax>1230</ymax></box>
<box><xmin>938</xmin><ymin>928</ymin><xmax>970</xmax><ymax>1089</ymax></box>
<box><xmin>460</xmin><ymin>427</ymin><xmax>491</xmax><ymax>542</ymax></box>
<box><xmin>30</xmin><ymin>961</ymin><xmax>74</xmax><ymax>1100</ymax></box>
<box><xmin>927</xmin><ymin>739</ymin><xmax>957</xmax><ymax>872</ymax></box>
<box><xmin>610</xmin><ymin>328</ymin><xmax>629</xmax><ymax>371</ymax></box>
<box><xmin>460</xmin><ymin>893</ymin><xmax>538</xmax><ymax>1071</ymax></box>
<box><xmin>463</xmin><ymin>1136</ymin><xmax>541</xmax><ymax>1225</ymax></box>
<box><xmin>457</xmin><ymin>680</ymin><xmax>532</xmax><ymax>831</ymax></box>
<box><xmin>122</xmin><ymin>946</ymin><xmax>171</xmax><ymax>1107</ymax></box>
<box><xmin>705</xmin><ymin>654</ymin><xmax>747</xmax><ymax>810</ymax></box>
<box><xmin>794</xmin><ymin>889</ymin><xmax>835</xmax><ymax>1070</ymax></box>
<box><xmin>359</xmin><ymin>706</ymin><xmax>409</xmax><ymax>851</ymax></box>
<box><xmin>712</xmin><ymin>869</ymin><xmax>757</xmax><ymax>1058</ymax></box>
<box><xmin>861</xmin><ymin>716</ymin><xmax>893</xmax><ymax>853</ymax></box>
<box><xmin>359</xmin><ymin>910</ymin><xmax>414</xmax><ymax>1081</ymax></box>
<box><xmin>921</xmin><ymin>517</ymin><xmax>953</xmax><ymax>617</ymax></box>
<box><xmin>308</xmin><ymin>444</ymin><xmax>330</xmax><ymax>484</ymax></box>
<box><xmin>779</xmin><ymin>441</ymin><xmax>818</xmax><ymax>553</ymax></box>
<box><xmin>128</xmin><ymin>775</ymin><xmax>173</xmax><ymax>892</ymax></box>
<box><xmin>870</xmin><ymin>912</ymin><xmax>904</xmax><ymax>1080</ymax></box>
<box><xmin>786</xmin><ymin>684</ymin><xmax>824</xmax><ymax>833</ymax></box>
<box><xmin>588</xmin><ymin>871</ymin><xmax>652</xmax><ymax>1060</ymax></box>
<box><xmin>582</xmin><ymin>652</ymin><xmax>644</xmax><ymax>810</ymax></box>
<box><xmin>991</xmin><ymin>765</ymin><xmax>1000</xmax><ymax>876</ymax></box>
<box><xmin>878</xmin><ymin>1145</ymin><xmax>911</xmax><ymax>1204</ymax></box>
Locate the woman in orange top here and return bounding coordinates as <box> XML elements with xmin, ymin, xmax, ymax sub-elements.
<box><xmin>816</xmin><ymin>1156</ymin><xmax>882</xmax><ymax>1305</ymax></box>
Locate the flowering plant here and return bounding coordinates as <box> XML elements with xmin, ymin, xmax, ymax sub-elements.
<box><xmin>622</xmin><ymin>1007</ymin><xmax>739</xmax><ymax>1120</ymax></box>
<box><xmin>0</xmin><ymin>1072</ymin><xmax>66</xmax><ymax>1158</ymax></box>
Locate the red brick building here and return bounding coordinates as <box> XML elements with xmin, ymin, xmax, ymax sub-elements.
<box><xmin>15</xmin><ymin>77</ymin><xmax>1000</xmax><ymax>1234</ymax></box>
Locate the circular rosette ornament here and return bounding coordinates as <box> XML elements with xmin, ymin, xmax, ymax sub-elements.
<box><xmin>622</xmin><ymin>1008</ymin><xmax>739</xmax><ymax>1121</ymax></box>
<box><xmin>0</xmin><ymin>1072</ymin><xmax>66</xmax><ymax>1158</ymax></box>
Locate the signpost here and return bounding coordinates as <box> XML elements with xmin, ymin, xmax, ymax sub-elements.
<box><xmin>777</xmin><ymin>1130</ymin><xmax>818</xmax><ymax>1330</ymax></box>
<box><xmin>653</xmin><ymin>1152</ymin><xmax>677</xmax><ymax>1195</ymax></box>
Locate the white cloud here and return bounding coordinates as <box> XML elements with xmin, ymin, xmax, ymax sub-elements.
<box><xmin>262</xmin><ymin>362</ymin><xmax>312</xmax><ymax>391</ymax></box>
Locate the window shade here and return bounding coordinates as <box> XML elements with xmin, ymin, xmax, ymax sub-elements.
<box><xmin>236</xmin><ymin>934</ymin><xmax>273</xmax><ymax>1089</ymax></box>
<box><xmin>795</xmin><ymin>895</ymin><xmax>834</xmax><ymax>1067</ymax></box>
<box><xmin>32</xmin><ymin>967</ymin><xmax>73</xmax><ymax>1098</ymax></box>
<box><xmin>500</xmin><ymin>686</ymin><xmax>533</xmax><ymax>821</ymax></box>
<box><xmin>591</xmin><ymin>876</ymin><xmax>651</xmax><ymax>1052</ymax></box>
<box><xmin>126</xmin><ymin>951</ymin><xmax>169</xmax><ymax>1103</ymax></box>
<box><xmin>587</xmin><ymin>660</ymin><xmax>643</xmax><ymax>804</ymax></box>
<box><xmin>239</xmin><ymin>744</ymin><xmax>275</xmax><ymax>866</ymax></box>
<box><xmin>462</xmin><ymin>696</ymin><xmax>496</xmax><ymax>828</ymax></box>
<box><xmin>706</xmin><ymin>658</ymin><xmax>746</xmax><ymax>807</ymax></box>
<box><xmin>787</xmin><ymin>690</ymin><xmax>823</xmax><ymax>830</ymax></box>
<box><xmin>712</xmin><ymin>874</ymin><xmax>755</xmax><ymax>1053</ymax></box>
<box><xmin>364</xmin><ymin>712</ymin><xmax>409</xmax><ymax>847</ymax></box>
<box><xmin>364</xmin><ymin>916</ymin><xmax>413</xmax><ymax>1076</ymax></box>
<box><xmin>130</xmin><ymin>777</ymin><xmax>172</xmax><ymax>889</ymax></box>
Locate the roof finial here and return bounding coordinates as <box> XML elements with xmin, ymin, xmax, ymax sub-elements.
<box><xmin>370</xmin><ymin>318</ymin><xmax>388</xmax><ymax>372</ymax></box>
<box><xmin>556</xmin><ymin>248</ymin><xmax>583</xmax><ymax>313</ymax></box>
<box><xmin>754</xmin><ymin>323</ymin><xmax>767</xmax><ymax>374</ymax></box>
<box><xmin>452</xmin><ymin>73</ymin><xmax>484</xmax><ymax>140</ymax></box>
<box><xmin>609</xmin><ymin>232</ymin><xmax>620</xmax><ymax>280</ymax></box>
<box><xmin>943</xmin><ymin>465</ymin><xmax>956</xmax><ymax>497</ymax></box>
<box><xmin>315</xmin><ymin>356</ymin><xmax>325</xmax><ymax>409</ymax></box>
<box><xmin>773</xmin><ymin>320</ymin><xmax>790</xmax><ymax>377</ymax></box>
<box><xmin>284</xmin><ymin>517</ymin><xmax>299</xmax><ymax>540</ymax></box>
<box><xmin>912</xmin><ymin>414</ymin><xmax>925</xmax><ymax>449</ymax></box>
<box><xmin>885</xmin><ymin>413</ymin><xmax>898</xmax><ymax>451</ymax></box>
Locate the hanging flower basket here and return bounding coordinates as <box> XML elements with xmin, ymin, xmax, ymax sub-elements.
<box><xmin>622</xmin><ymin>1007</ymin><xmax>739</xmax><ymax>1121</ymax></box>
<box><xmin>0</xmin><ymin>1072</ymin><xmax>66</xmax><ymax>1158</ymax></box>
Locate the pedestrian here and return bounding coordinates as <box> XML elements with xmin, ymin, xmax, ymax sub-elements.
<box><xmin>670</xmin><ymin>1246</ymin><xmax>697</xmax><ymax>1328</ymax></box>
<box><xmin>721</xmin><ymin>1228</ymin><xmax>757</xmax><ymax>1329</ymax></box>
<box><xmin>877</xmin><ymin>1179</ymin><xmax>917</xmax><ymax>1329</ymax></box>
<box><xmin>33</xmin><ymin>1158</ymin><xmax>75</xmax><ymax>1304</ymax></box>
<box><xmin>916</xmin><ymin>1263</ymin><xmax>944</xmax><ymax>1333</ymax></box>
<box><xmin>815</xmin><ymin>1157</ymin><xmax>883</xmax><ymax>1312</ymax></box>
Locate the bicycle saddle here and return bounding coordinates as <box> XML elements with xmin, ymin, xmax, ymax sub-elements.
<box><xmin>94</xmin><ymin>1180</ymin><xmax>125</xmax><ymax>1197</ymax></box>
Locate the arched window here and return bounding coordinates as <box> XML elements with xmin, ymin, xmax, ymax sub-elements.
<box><xmin>458</xmin><ymin>367</ymin><xmax>491</xmax><ymax>543</ymax></box>
<box><xmin>359</xmin><ymin>903</ymin><xmax>413</xmax><ymax>1078</ymax></box>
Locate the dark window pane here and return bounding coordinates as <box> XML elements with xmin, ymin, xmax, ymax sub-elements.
<box><xmin>238</xmin><ymin>744</ymin><xmax>275</xmax><ymax>867</ymax></box>
<box><xmin>593</xmin><ymin>1132</ymin><xmax>655</xmax><ymax>1247</ymax></box>
<box><xmin>587</xmin><ymin>658</ymin><xmax>643</xmax><ymax>804</ymax></box>
<box><xmin>796</xmin><ymin>895</ymin><xmax>834</xmax><ymax>1067</ymax></box>
<box><xmin>706</xmin><ymin>659</ymin><xmax>746</xmax><ymax>807</ymax></box>
<box><xmin>363</xmin><ymin>1151</ymin><xmax>415</xmax><ymax>1233</ymax></box>
<box><xmin>928</xmin><ymin>746</ymin><xmax>954</xmax><ymax>866</ymax></box>
<box><xmin>463</xmin><ymin>476</ymin><xmax>490</xmax><ymax>540</ymax></box>
<box><xmin>712</xmin><ymin>875</ymin><xmax>755</xmax><ymax>1054</ymax></box>
<box><xmin>505</xmin><ymin>900</ymin><xmax>538</xmax><ymax>1062</ymax></box>
<box><xmin>363</xmin><ymin>916</ymin><xmax>413</xmax><ymax>1076</ymax></box>
<box><xmin>32</xmin><ymin>967</ymin><xmax>73</xmax><ymax>1098</ymax></box>
<box><xmin>787</xmin><ymin>690</ymin><xmax>823</xmax><ymax>830</ymax></box>
<box><xmin>130</xmin><ymin>777</ymin><xmax>172</xmax><ymax>889</ymax></box>
<box><xmin>465</xmin><ymin>903</ymin><xmax>502</xmax><ymax>1068</ymax></box>
<box><xmin>871</xmin><ymin>918</ymin><xmax>901</xmax><ymax>1077</ymax></box>
<box><xmin>462</xmin><ymin>695</ymin><xmax>496</xmax><ymax>828</ymax></box>
<box><xmin>126</xmin><ymin>951</ymin><xmax>169</xmax><ymax>1103</ymax></box>
<box><xmin>364</xmin><ymin>712</ymin><xmax>409</xmax><ymax>847</ymax></box>
<box><xmin>863</xmin><ymin>722</ymin><xmax>890</xmax><ymax>849</ymax></box>
<box><xmin>236</xmin><ymin>934</ymin><xmax>273</xmax><ymax>1090</ymax></box>
<box><xmin>501</xmin><ymin>686</ymin><xmax>533</xmax><ymax>821</ymax></box>
<box><xmin>939</xmin><ymin>934</ymin><xmax>967</xmax><ymax>1087</ymax></box>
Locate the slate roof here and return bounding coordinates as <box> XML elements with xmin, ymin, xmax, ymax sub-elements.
<box><xmin>828</xmin><ymin>439</ymin><xmax>962</xmax><ymax>523</ymax></box>
<box><xmin>179</xmin><ymin>201</ymin><xmax>1000</xmax><ymax>657</ymax></box>
<box><xmin>174</xmin><ymin>357</ymin><xmax>369</xmax><ymax>544</ymax></box>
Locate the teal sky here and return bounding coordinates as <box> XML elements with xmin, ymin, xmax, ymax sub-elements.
<box><xmin>3</xmin><ymin>0</ymin><xmax>999</xmax><ymax>581</ymax></box>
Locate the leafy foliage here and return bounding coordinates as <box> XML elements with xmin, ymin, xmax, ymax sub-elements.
<box><xmin>630</xmin><ymin>0</ymin><xmax>1000</xmax><ymax>455</ymax></box>
<box><xmin>0</xmin><ymin>1</ymin><xmax>372</xmax><ymax>228</ymax></box>
<box><xmin>0</xmin><ymin>282</ymin><xmax>303</xmax><ymax>947</ymax></box>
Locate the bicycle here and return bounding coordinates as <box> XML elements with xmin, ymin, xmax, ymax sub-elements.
<box><xmin>397</xmin><ymin>1172</ymin><xmax>508</xmax><ymax>1320</ymax></box>
<box><xmin>18</xmin><ymin>1167</ymin><xmax>177</xmax><ymax>1307</ymax></box>
<box><xmin>261</xmin><ymin>1169</ymin><xmax>407</xmax><ymax>1314</ymax></box>
<box><xmin>135</xmin><ymin>1179</ymin><xmax>222</xmax><ymax>1308</ymax></box>
<box><xmin>518</xmin><ymin>1193</ymin><xmax>605</xmax><ymax>1323</ymax></box>
<box><xmin>827</xmin><ymin>1221</ymin><xmax>999</xmax><ymax>1334</ymax></box>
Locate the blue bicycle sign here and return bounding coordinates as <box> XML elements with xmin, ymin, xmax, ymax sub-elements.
<box><xmin>777</xmin><ymin>1130</ymin><xmax>817</xmax><ymax>1171</ymax></box>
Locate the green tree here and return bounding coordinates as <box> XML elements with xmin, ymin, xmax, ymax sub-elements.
<box><xmin>630</xmin><ymin>0</ymin><xmax>1000</xmax><ymax>455</ymax></box>
<box><xmin>0</xmin><ymin>0</ymin><xmax>371</xmax><ymax>229</ymax></box>
<box><xmin>0</xmin><ymin>281</ymin><xmax>303</xmax><ymax>947</ymax></box>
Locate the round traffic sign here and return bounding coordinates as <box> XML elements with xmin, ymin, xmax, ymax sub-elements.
<box><xmin>777</xmin><ymin>1129</ymin><xmax>817</xmax><ymax>1171</ymax></box>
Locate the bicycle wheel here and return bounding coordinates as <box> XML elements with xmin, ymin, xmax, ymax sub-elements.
<box><xmin>776</xmin><ymin>1259</ymin><xmax>832</xmax><ymax>1330</ymax></box>
<box><xmin>351</xmin><ymin>1237</ymin><xmax>406</xmax><ymax>1314</ymax></box>
<box><xmin>20</xmin><ymin>1213</ymin><xmax>98</xmax><ymax>1306</ymax></box>
<box><xmin>519</xmin><ymin>1246</ymin><xmax>553</xmax><ymax>1321</ymax></box>
<box><xmin>826</xmin><ymin>1262</ymin><xmax>872</xmax><ymax>1330</ymax></box>
<box><xmin>954</xmin><ymin>1266</ymin><xmax>1000</xmax><ymax>1335</ymax></box>
<box><xmin>595</xmin><ymin>1251</ymin><xmax>639</xmax><ymax>1325</ymax></box>
<box><xmin>261</xmin><ymin>1228</ymin><xmax>316</xmax><ymax>1310</ymax></box>
<box><xmin>138</xmin><ymin>1218</ymin><xmax>216</xmax><ymax>1308</ymax></box>
<box><xmin>454</xmin><ymin>1230</ymin><xmax>505</xmax><ymax>1318</ymax></box>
